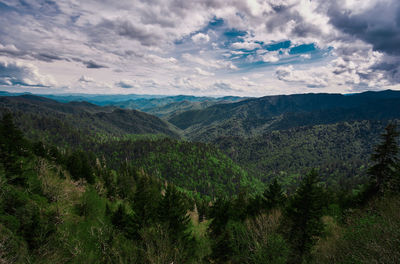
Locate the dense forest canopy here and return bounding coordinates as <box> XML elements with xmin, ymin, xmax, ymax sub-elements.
<box><xmin>1</xmin><ymin>90</ymin><xmax>400</xmax><ymax>263</ymax></box>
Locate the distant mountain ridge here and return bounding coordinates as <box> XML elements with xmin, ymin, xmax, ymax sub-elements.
<box><xmin>168</xmin><ymin>90</ymin><xmax>400</xmax><ymax>141</ymax></box>
<box><xmin>1</xmin><ymin>91</ymin><xmax>247</xmax><ymax>118</ymax></box>
<box><xmin>0</xmin><ymin>95</ymin><xmax>180</xmax><ymax>146</ymax></box>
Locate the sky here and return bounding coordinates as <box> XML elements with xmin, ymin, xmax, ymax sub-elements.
<box><xmin>0</xmin><ymin>0</ymin><xmax>400</xmax><ymax>96</ymax></box>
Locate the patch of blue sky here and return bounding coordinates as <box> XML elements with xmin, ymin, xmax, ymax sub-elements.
<box><xmin>0</xmin><ymin>1</ymin><xmax>20</xmax><ymax>13</ymax></box>
<box><xmin>208</xmin><ymin>17</ymin><xmax>224</xmax><ymax>28</ymax></box>
<box><xmin>227</xmin><ymin>40</ymin><xmax>292</xmax><ymax>60</ymax></box>
<box><xmin>264</xmin><ymin>40</ymin><xmax>291</xmax><ymax>51</ymax></box>
<box><xmin>233</xmin><ymin>45</ymin><xmax>332</xmax><ymax>73</ymax></box>
<box><xmin>221</xmin><ymin>28</ymin><xmax>248</xmax><ymax>48</ymax></box>
<box><xmin>289</xmin><ymin>43</ymin><xmax>316</xmax><ymax>54</ymax></box>
<box><xmin>0</xmin><ymin>0</ymin><xmax>60</xmax><ymax>16</ymax></box>
<box><xmin>174</xmin><ymin>17</ymin><xmax>225</xmax><ymax>45</ymax></box>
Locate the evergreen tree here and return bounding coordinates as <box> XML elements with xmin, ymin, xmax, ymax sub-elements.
<box><xmin>158</xmin><ymin>184</ymin><xmax>191</xmax><ymax>241</ymax></box>
<box><xmin>208</xmin><ymin>195</ymin><xmax>234</xmax><ymax>262</ymax></box>
<box><xmin>263</xmin><ymin>179</ymin><xmax>286</xmax><ymax>209</ymax></box>
<box><xmin>66</xmin><ymin>150</ymin><xmax>94</xmax><ymax>184</ymax></box>
<box><xmin>284</xmin><ymin>170</ymin><xmax>325</xmax><ymax>264</ymax></box>
<box><xmin>368</xmin><ymin>123</ymin><xmax>400</xmax><ymax>193</ymax></box>
<box><xmin>111</xmin><ymin>203</ymin><xmax>136</xmax><ymax>239</ymax></box>
<box><xmin>131</xmin><ymin>175</ymin><xmax>161</xmax><ymax>231</ymax></box>
<box><xmin>0</xmin><ymin>113</ymin><xmax>29</xmax><ymax>183</ymax></box>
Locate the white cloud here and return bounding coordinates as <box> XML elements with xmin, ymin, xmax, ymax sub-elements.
<box><xmin>182</xmin><ymin>53</ymin><xmax>237</xmax><ymax>70</ymax></box>
<box><xmin>195</xmin><ymin>67</ymin><xmax>215</xmax><ymax>76</ymax></box>
<box><xmin>191</xmin><ymin>33</ymin><xmax>210</xmax><ymax>43</ymax></box>
<box><xmin>261</xmin><ymin>52</ymin><xmax>280</xmax><ymax>63</ymax></box>
<box><xmin>231</xmin><ymin>42</ymin><xmax>261</xmax><ymax>50</ymax></box>
<box><xmin>116</xmin><ymin>79</ymin><xmax>137</xmax><ymax>89</ymax></box>
<box><xmin>79</xmin><ymin>75</ymin><xmax>94</xmax><ymax>83</ymax></box>
<box><xmin>0</xmin><ymin>0</ymin><xmax>398</xmax><ymax>96</ymax></box>
<box><xmin>300</xmin><ymin>54</ymin><xmax>311</xmax><ymax>59</ymax></box>
<box><xmin>0</xmin><ymin>58</ymin><xmax>56</xmax><ymax>87</ymax></box>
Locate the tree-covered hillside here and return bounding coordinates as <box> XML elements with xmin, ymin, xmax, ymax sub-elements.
<box><xmin>169</xmin><ymin>90</ymin><xmax>400</xmax><ymax>141</ymax></box>
<box><xmin>94</xmin><ymin>138</ymin><xmax>262</xmax><ymax>196</ymax></box>
<box><xmin>0</xmin><ymin>95</ymin><xmax>180</xmax><ymax>146</ymax></box>
<box><xmin>1</xmin><ymin>112</ymin><xmax>400</xmax><ymax>263</ymax></box>
<box><xmin>0</xmin><ymin>95</ymin><xmax>260</xmax><ymax>197</ymax></box>
<box><xmin>214</xmin><ymin>120</ymin><xmax>400</xmax><ymax>191</ymax></box>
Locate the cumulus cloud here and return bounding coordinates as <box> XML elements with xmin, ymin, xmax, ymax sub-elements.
<box><xmin>191</xmin><ymin>33</ymin><xmax>210</xmax><ymax>43</ymax></box>
<box><xmin>231</xmin><ymin>41</ymin><xmax>261</xmax><ymax>50</ymax></box>
<box><xmin>182</xmin><ymin>53</ymin><xmax>237</xmax><ymax>70</ymax></box>
<box><xmin>79</xmin><ymin>75</ymin><xmax>94</xmax><ymax>83</ymax></box>
<box><xmin>0</xmin><ymin>43</ymin><xmax>20</xmax><ymax>56</ymax></box>
<box><xmin>327</xmin><ymin>0</ymin><xmax>400</xmax><ymax>55</ymax></box>
<box><xmin>0</xmin><ymin>0</ymin><xmax>399</xmax><ymax>95</ymax></box>
<box><xmin>276</xmin><ymin>65</ymin><xmax>329</xmax><ymax>88</ymax></box>
<box><xmin>260</xmin><ymin>51</ymin><xmax>280</xmax><ymax>63</ymax></box>
<box><xmin>116</xmin><ymin>80</ymin><xmax>137</xmax><ymax>89</ymax></box>
<box><xmin>83</xmin><ymin>60</ymin><xmax>108</xmax><ymax>69</ymax></box>
<box><xmin>0</xmin><ymin>58</ymin><xmax>56</xmax><ymax>87</ymax></box>
<box><xmin>195</xmin><ymin>67</ymin><xmax>215</xmax><ymax>76</ymax></box>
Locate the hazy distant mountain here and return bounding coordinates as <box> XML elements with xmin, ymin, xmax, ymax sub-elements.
<box><xmin>106</xmin><ymin>95</ymin><xmax>246</xmax><ymax>116</ymax></box>
<box><xmin>3</xmin><ymin>92</ymin><xmax>246</xmax><ymax>117</ymax></box>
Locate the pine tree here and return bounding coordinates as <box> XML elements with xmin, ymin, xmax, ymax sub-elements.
<box><xmin>131</xmin><ymin>175</ymin><xmax>161</xmax><ymax>230</ymax></box>
<box><xmin>158</xmin><ymin>184</ymin><xmax>191</xmax><ymax>243</ymax></box>
<box><xmin>285</xmin><ymin>170</ymin><xmax>325</xmax><ymax>264</ymax></box>
<box><xmin>208</xmin><ymin>195</ymin><xmax>234</xmax><ymax>262</ymax></box>
<box><xmin>0</xmin><ymin>113</ymin><xmax>29</xmax><ymax>182</ymax></box>
<box><xmin>263</xmin><ymin>179</ymin><xmax>286</xmax><ymax>209</ymax></box>
<box><xmin>111</xmin><ymin>203</ymin><xmax>137</xmax><ymax>239</ymax></box>
<box><xmin>66</xmin><ymin>150</ymin><xmax>94</xmax><ymax>184</ymax></box>
<box><xmin>368</xmin><ymin>123</ymin><xmax>400</xmax><ymax>193</ymax></box>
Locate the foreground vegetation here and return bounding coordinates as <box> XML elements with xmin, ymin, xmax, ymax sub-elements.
<box><xmin>1</xmin><ymin>110</ymin><xmax>400</xmax><ymax>263</ymax></box>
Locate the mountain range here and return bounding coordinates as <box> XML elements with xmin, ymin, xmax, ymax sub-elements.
<box><xmin>2</xmin><ymin>89</ymin><xmax>400</xmax><ymax>191</ymax></box>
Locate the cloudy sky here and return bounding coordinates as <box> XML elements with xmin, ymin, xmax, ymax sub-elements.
<box><xmin>0</xmin><ymin>0</ymin><xmax>400</xmax><ymax>96</ymax></box>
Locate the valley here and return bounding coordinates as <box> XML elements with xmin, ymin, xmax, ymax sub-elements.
<box><xmin>1</xmin><ymin>90</ymin><xmax>400</xmax><ymax>263</ymax></box>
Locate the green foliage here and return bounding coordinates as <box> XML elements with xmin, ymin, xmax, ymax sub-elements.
<box><xmin>0</xmin><ymin>112</ymin><xmax>30</xmax><ymax>183</ymax></box>
<box><xmin>284</xmin><ymin>170</ymin><xmax>325</xmax><ymax>263</ymax></box>
<box><xmin>263</xmin><ymin>179</ymin><xmax>286</xmax><ymax>209</ymax></box>
<box><xmin>131</xmin><ymin>175</ymin><xmax>162</xmax><ymax>231</ymax></box>
<box><xmin>158</xmin><ymin>184</ymin><xmax>191</xmax><ymax>240</ymax></box>
<box><xmin>2</xmin><ymin>96</ymin><xmax>400</xmax><ymax>264</ymax></box>
<box><xmin>0</xmin><ymin>224</ymin><xmax>29</xmax><ymax>263</ymax></box>
<box><xmin>368</xmin><ymin>123</ymin><xmax>400</xmax><ymax>193</ymax></box>
<box><xmin>111</xmin><ymin>203</ymin><xmax>137</xmax><ymax>239</ymax></box>
<box><xmin>215</xmin><ymin>121</ymin><xmax>394</xmax><ymax>191</ymax></box>
<box><xmin>0</xmin><ymin>95</ymin><xmax>179</xmax><ymax>149</ymax></box>
<box><xmin>96</xmin><ymin>138</ymin><xmax>260</xmax><ymax>197</ymax></box>
<box><xmin>169</xmin><ymin>90</ymin><xmax>400</xmax><ymax>142</ymax></box>
<box><xmin>229</xmin><ymin>213</ymin><xmax>289</xmax><ymax>264</ymax></box>
<box><xmin>312</xmin><ymin>196</ymin><xmax>400</xmax><ymax>264</ymax></box>
<box><xmin>66</xmin><ymin>149</ymin><xmax>95</xmax><ymax>184</ymax></box>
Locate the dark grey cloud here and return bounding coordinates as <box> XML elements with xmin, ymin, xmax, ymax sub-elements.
<box><xmin>116</xmin><ymin>80</ymin><xmax>135</xmax><ymax>89</ymax></box>
<box><xmin>83</xmin><ymin>60</ymin><xmax>108</xmax><ymax>69</ymax></box>
<box><xmin>327</xmin><ymin>1</ymin><xmax>400</xmax><ymax>55</ymax></box>
<box><xmin>96</xmin><ymin>18</ymin><xmax>161</xmax><ymax>46</ymax></box>
<box><xmin>33</xmin><ymin>53</ymin><xmax>64</xmax><ymax>62</ymax></box>
<box><xmin>373</xmin><ymin>59</ymin><xmax>400</xmax><ymax>83</ymax></box>
<box><xmin>264</xmin><ymin>3</ymin><xmax>323</xmax><ymax>39</ymax></box>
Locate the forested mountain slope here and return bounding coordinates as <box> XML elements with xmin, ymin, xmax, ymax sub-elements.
<box><xmin>0</xmin><ymin>95</ymin><xmax>180</xmax><ymax>146</ymax></box>
<box><xmin>214</xmin><ymin>120</ymin><xmax>399</xmax><ymax>191</ymax></box>
<box><xmin>2</xmin><ymin>112</ymin><xmax>400</xmax><ymax>264</ymax></box>
<box><xmin>94</xmin><ymin>138</ymin><xmax>261</xmax><ymax>196</ymax></box>
<box><xmin>0</xmin><ymin>96</ymin><xmax>258</xmax><ymax>197</ymax></box>
<box><xmin>169</xmin><ymin>90</ymin><xmax>400</xmax><ymax>141</ymax></box>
